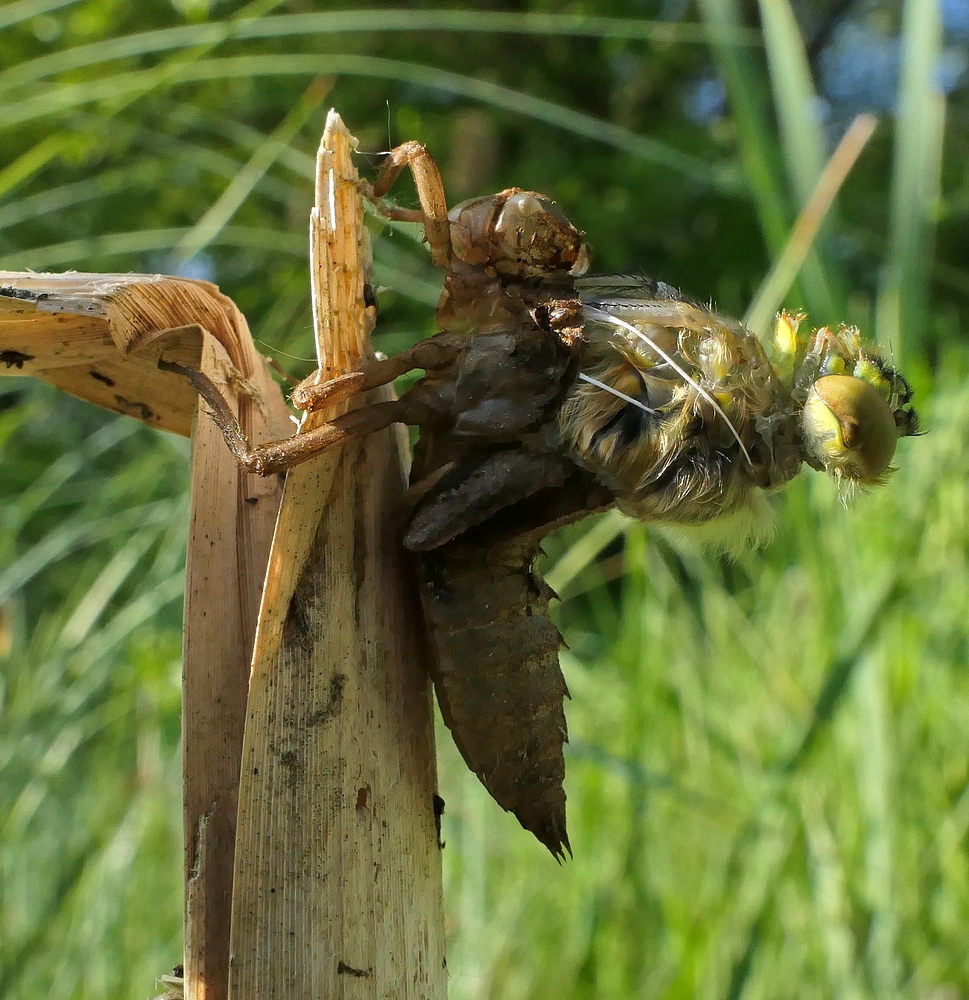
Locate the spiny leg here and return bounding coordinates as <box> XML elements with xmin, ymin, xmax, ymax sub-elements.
<box><xmin>290</xmin><ymin>334</ymin><xmax>464</xmax><ymax>412</ymax></box>
<box><xmin>159</xmin><ymin>358</ymin><xmax>432</xmax><ymax>476</ymax></box>
<box><xmin>363</xmin><ymin>140</ymin><xmax>453</xmax><ymax>271</ymax></box>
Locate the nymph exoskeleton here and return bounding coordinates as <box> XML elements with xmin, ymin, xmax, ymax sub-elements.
<box><xmin>164</xmin><ymin>141</ymin><xmax>918</xmax><ymax>859</ymax></box>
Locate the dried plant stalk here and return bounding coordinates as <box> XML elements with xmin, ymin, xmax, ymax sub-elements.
<box><xmin>0</xmin><ymin>272</ymin><xmax>266</xmax><ymax>434</ymax></box>
<box><xmin>0</xmin><ymin>273</ymin><xmax>290</xmax><ymax>1000</ymax></box>
<box><xmin>226</xmin><ymin>111</ymin><xmax>446</xmax><ymax>999</ymax></box>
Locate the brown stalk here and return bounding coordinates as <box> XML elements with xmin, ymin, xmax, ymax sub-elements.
<box><xmin>0</xmin><ymin>109</ymin><xmax>445</xmax><ymax>1000</ymax></box>
<box><xmin>225</xmin><ymin>111</ymin><xmax>446</xmax><ymax>1000</ymax></box>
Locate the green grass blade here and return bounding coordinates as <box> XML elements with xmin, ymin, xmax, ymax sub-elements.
<box><xmin>853</xmin><ymin>654</ymin><xmax>899</xmax><ymax>998</ymax></box>
<box><xmin>238</xmin><ymin>9</ymin><xmax>760</xmax><ymax>46</ymax></box>
<box><xmin>0</xmin><ymin>55</ymin><xmax>739</xmax><ymax>190</ymax></box>
<box><xmin>173</xmin><ymin>79</ymin><xmax>328</xmax><ymax>264</ymax></box>
<box><xmin>0</xmin><ymin>135</ymin><xmax>68</xmax><ymax>200</ymax></box>
<box><xmin>757</xmin><ymin>0</ymin><xmax>825</xmax><ymax>207</ymax></box>
<box><xmin>757</xmin><ymin>0</ymin><xmax>842</xmax><ymax>319</ymax></box>
<box><xmin>545</xmin><ymin>509</ymin><xmax>628</xmax><ymax>599</ymax></box>
<box><xmin>876</xmin><ymin>0</ymin><xmax>945</xmax><ymax>362</ymax></box>
<box><xmin>0</xmin><ymin>224</ymin><xmax>305</xmax><ymax>270</ymax></box>
<box><xmin>696</xmin><ymin>0</ymin><xmax>791</xmax><ymax>248</ymax></box>
<box><xmin>801</xmin><ymin>793</ymin><xmax>865</xmax><ymax>999</ymax></box>
<box><xmin>0</xmin><ymin>24</ymin><xmax>228</xmax><ymax>90</ymax></box>
<box><xmin>0</xmin><ymin>11</ymin><xmax>762</xmax><ymax>93</ymax></box>
<box><xmin>0</xmin><ymin>0</ymin><xmax>80</xmax><ymax>31</ymax></box>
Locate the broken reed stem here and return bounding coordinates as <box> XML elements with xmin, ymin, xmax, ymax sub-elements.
<box><xmin>181</xmin><ymin>320</ymin><xmax>289</xmax><ymax>1000</ymax></box>
<box><xmin>226</xmin><ymin>111</ymin><xmax>447</xmax><ymax>1000</ymax></box>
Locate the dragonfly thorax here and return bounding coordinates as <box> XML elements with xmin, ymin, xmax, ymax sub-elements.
<box><xmin>554</xmin><ymin>288</ymin><xmax>918</xmax><ymax>536</ymax></box>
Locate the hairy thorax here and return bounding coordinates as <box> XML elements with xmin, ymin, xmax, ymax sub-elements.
<box><xmin>555</xmin><ymin>283</ymin><xmax>805</xmax><ymax>534</ymax></box>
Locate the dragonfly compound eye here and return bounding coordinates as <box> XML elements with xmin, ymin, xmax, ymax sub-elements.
<box><xmin>802</xmin><ymin>374</ymin><xmax>901</xmax><ymax>483</ymax></box>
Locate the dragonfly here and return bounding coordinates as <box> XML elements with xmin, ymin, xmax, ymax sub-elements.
<box><xmin>165</xmin><ymin>141</ymin><xmax>919</xmax><ymax>860</ymax></box>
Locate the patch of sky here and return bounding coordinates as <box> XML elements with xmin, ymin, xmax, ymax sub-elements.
<box><xmin>941</xmin><ymin>0</ymin><xmax>969</xmax><ymax>38</ymax></box>
<box><xmin>157</xmin><ymin>253</ymin><xmax>216</xmax><ymax>283</ymax></box>
<box><xmin>658</xmin><ymin>0</ymin><xmax>689</xmax><ymax>20</ymax></box>
<box><xmin>820</xmin><ymin>21</ymin><xmax>901</xmax><ymax>113</ymax></box>
<box><xmin>608</xmin><ymin>50</ymin><xmax>641</xmax><ymax>84</ymax></box>
<box><xmin>683</xmin><ymin>75</ymin><xmax>726</xmax><ymax>124</ymax></box>
<box><xmin>936</xmin><ymin>46</ymin><xmax>968</xmax><ymax>91</ymax></box>
<box><xmin>820</xmin><ymin>17</ymin><xmax>966</xmax><ymax>119</ymax></box>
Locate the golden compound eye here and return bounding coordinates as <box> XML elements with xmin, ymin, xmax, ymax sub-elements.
<box><xmin>802</xmin><ymin>374</ymin><xmax>900</xmax><ymax>482</ymax></box>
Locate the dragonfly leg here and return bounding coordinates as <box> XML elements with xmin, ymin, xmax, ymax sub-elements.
<box><xmin>363</xmin><ymin>141</ymin><xmax>452</xmax><ymax>270</ymax></box>
<box><xmin>159</xmin><ymin>358</ymin><xmax>434</xmax><ymax>476</ymax></box>
<box><xmin>291</xmin><ymin>334</ymin><xmax>466</xmax><ymax>412</ymax></box>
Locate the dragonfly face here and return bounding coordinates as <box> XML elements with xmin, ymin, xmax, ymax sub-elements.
<box><xmin>794</xmin><ymin>325</ymin><xmax>918</xmax><ymax>488</ymax></box>
<box><xmin>804</xmin><ymin>376</ymin><xmax>901</xmax><ymax>483</ymax></box>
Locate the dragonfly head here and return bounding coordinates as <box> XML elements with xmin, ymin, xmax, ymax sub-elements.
<box><xmin>448</xmin><ymin>189</ymin><xmax>590</xmax><ymax>278</ymax></box>
<box><xmin>801</xmin><ymin>356</ymin><xmax>919</xmax><ymax>487</ymax></box>
<box><xmin>769</xmin><ymin>314</ymin><xmax>919</xmax><ymax>488</ymax></box>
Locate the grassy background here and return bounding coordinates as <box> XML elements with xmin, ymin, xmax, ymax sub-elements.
<box><xmin>1</xmin><ymin>1</ymin><xmax>968</xmax><ymax>997</ymax></box>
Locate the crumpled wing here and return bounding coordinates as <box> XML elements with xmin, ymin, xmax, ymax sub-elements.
<box><xmin>404</xmin><ymin>448</ymin><xmax>575</xmax><ymax>552</ymax></box>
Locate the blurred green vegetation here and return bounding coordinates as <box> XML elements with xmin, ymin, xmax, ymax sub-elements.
<box><xmin>1</xmin><ymin>0</ymin><xmax>967</xmax><ymax>998</ymax></box>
